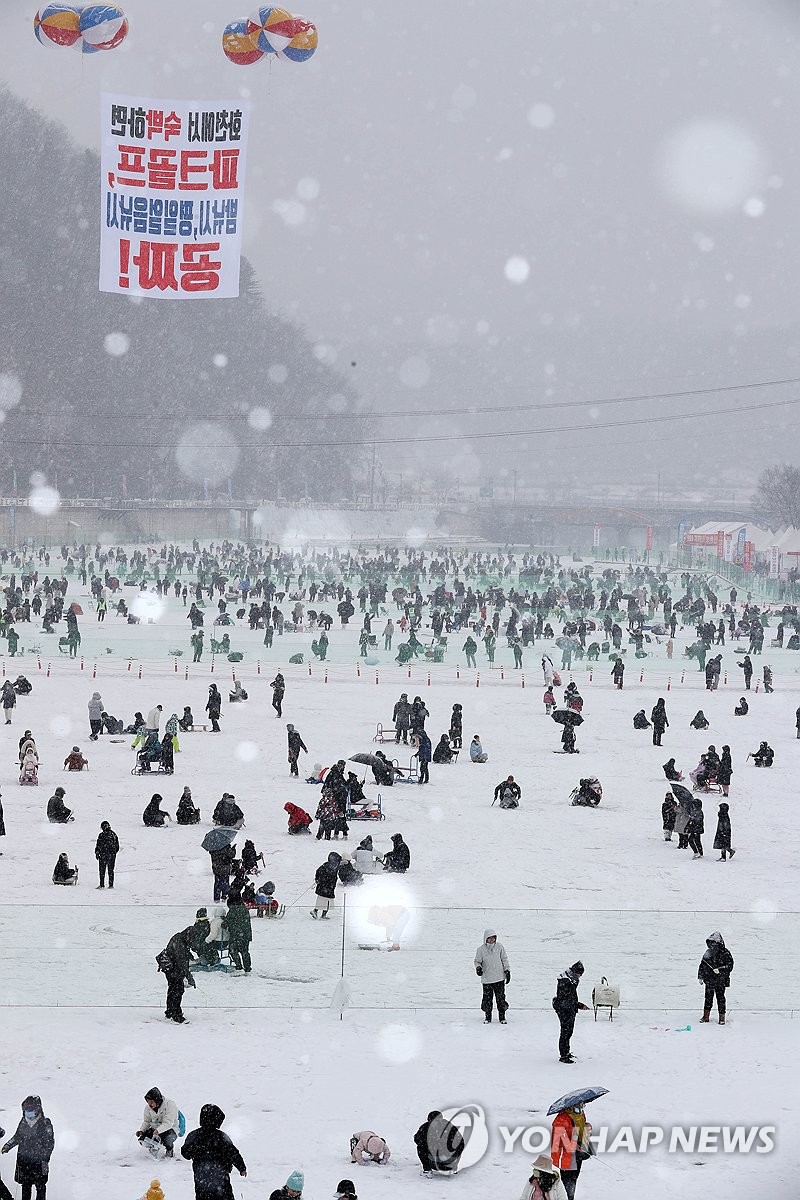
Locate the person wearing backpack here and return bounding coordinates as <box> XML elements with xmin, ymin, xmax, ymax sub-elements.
<box><xmin>135</xmin><ymin>1087</ymin><xmax>182</xmax><ymax>1158</ymax></box>
<box><xmin>157</xmin><ymin>928</ymin><xmax>195</xmax><ymax>1024</ymax></box>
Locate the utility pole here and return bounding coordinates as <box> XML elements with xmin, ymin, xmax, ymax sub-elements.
<box><xmin>369</xmin><ymin>443</ymin><xmax>376</xmax><ymax>509</ymax></box>
<box><xmin>512</xmin><ymin>469</ymin><xmax>518</xmax><ymax>505</ymax></box>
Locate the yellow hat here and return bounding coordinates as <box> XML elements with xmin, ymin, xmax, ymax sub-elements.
<box><xmin>144</xmin><ymin>1182</ymin><xmax>165</xmax><ymax>1200</ymax></box>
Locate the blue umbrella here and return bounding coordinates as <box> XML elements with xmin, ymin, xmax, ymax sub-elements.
<box><xmin>547</xmin><ymin>1086</ymin><xmax>609</xmax><ymax>1116</ymax></box>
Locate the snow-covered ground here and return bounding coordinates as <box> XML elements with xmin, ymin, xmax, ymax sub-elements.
<box><xmin>1</xmin><ymin>570</ymin><xmax>797</xmax><ymax>1199</ymax></box>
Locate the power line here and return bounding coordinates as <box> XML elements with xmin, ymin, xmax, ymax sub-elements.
<box><xmin>9</xmin><ymin>391</ymin><xmax>799</xmax><ymax>450</ymax></box>
<box><xmin>7</xmin><ymin>371</ymin><xmax>800</xmax><ymax>423</ymax></box>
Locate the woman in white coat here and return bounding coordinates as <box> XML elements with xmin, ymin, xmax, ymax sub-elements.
<box><xmin>519</xmin><ymin>1154</ymin><xmax>569</xmax><ymax>1200</ymax></box>
<box><xmin>542</xmin><ymin>655</ymin><xmax>555</xmax><ymax>687</ymax></box>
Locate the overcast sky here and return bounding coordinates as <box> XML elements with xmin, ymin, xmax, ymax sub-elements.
<box><xmin>6</xmin><ymin>0</ymin><xmax>800</xmax><ymax>495</ymax></box>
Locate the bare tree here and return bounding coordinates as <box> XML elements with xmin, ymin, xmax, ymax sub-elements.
<box><xmin>754</xmin><ymin>464</ymin><xmax>800</xmax><ymax>527</ymax></box>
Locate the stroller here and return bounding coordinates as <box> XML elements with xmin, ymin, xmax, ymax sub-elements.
<box><xmin>347</xmin><ymin>791</ymin><xmax>385</xmax><ymax>821</ymax></box>
<box><xmin>19</xmin><ymin>752</ymin><xmax>39</xmax><ymax>785</ymax></box>
<box><xmin>570</xmin><ymin>777</ymin><xmax>602</xmax><ymax>807</ymax></box>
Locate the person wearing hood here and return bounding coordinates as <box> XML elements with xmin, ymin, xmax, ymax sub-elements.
<box><xmin>1</xmin><ymin>1095</ymin><xmax>54</xmax><ymax>1200</ymax></box>
<box><xmin>651</xmin><ymin>698</ymin><xmax>669</xmax><ymax>746</ymax></box>
<box><xmin>410</xmin><ymin>696</ymin><xmax>429</xmax><ymax>733</ymax></box>
<box><xmin>690</xmin><ymin>710</ymin><xmax>710</xmax><ymax>730</ymax></box>
<box><xmin>414</xmin><ymin>728</ymin><xmax>432</xmax><ymax>784</ymax></box>
<box><xmin>661</xmin><ymin>792</ymin><xmax>678</xmax><ymax>841</ymax></box>
<box><xmin>713</xmin><ymin>803</ymin><xmax>735</xmax><ymax>862</ymax></box>
<box><xmin>432</xmin><ymin>733</ymin><xmax>454</xmax><ymax>764</ymax></box>
<box><xmin>63</xmin><ymin>744</ymin><xmax>88</xmax><ymax>771</ymax></box>
<box><xmin>413</xmin><ymin>1110</ymin><xmax>465</xmax><ymax>1177</ymax></box>
<box><xmin>717</xmin><ymin>745</ymin><xmax>733</xmax><ymax>797</ymax></box>
<box><xmin>270</xmin><ymin>673</ymin><xmax>285</xmax><ymax>718</ymax></box>
<box><xmin>206</xmin><ymin>685</ymin><xmax>222</xmax><ymax>733</ymax></box>
<box><xmin>632</xmin><ymin>709</ymin><xmax>650</xmax><ymax>730</ymax></box>
<box><xmin>662</xmin><ymin>758</ymin><xmax>683</xmax><ymax>782</ymax></box>
<box><xmin>311</xmin><ymin>851</ymin><xmax>341</xmax><ymax>918</ymax></box>
<box><xmin>352</xmin><ymin>835</ymin><xmax>379</xmax><ymax>874</ymax></box>
<box><xmin>392</xmin><ymin>693</ymin><xmax>412</xmax><ymax>743</ymax></box>
<box><xmin>190</xmin><ymin>908</ymin><xmax>220</xmax><ymax>967</ymax></box>
<box><xmin>136</xmin><ymin>1087</ymin><xmax>180</xmax><ymax>1158</ymax></box>
<box><xmin>738</xmin><ymin>654</ymin><xmax>753</xmax><ymax>689</ymax></box>
<box><xmin>551</xmin><ymin>1103</ymin><xmax>593</xmax><ymax>1200</ymax></box>
<box><xmin>552</xmin><ymin>961</ymin><xmax>589</xmax><ymax>1063</ymax></box>
<box><xmin>52</xmin><ymin>852</ymin><xmax>78</xmax><ymax>884</ymax></box>
<box><xmin>177</xmin><ymin>787</ymin><xmax>201</xmax><ymax>825</ymax></box>
<box><xmin>143</xmin><ymin>794</ymin><xmax>171</xmax><ymax>828</ymax></box>
<box><xmin>474</xmin><ymin>929</ymin><xmax>511</xmax><ymax>1024</ymax></box>
<box><xmin>698</xmin><ymin>931</ymin><xmax>734</xmax><ymax>1024</ymax></box>
<box><xmin>177</xmin><ymin>706</ymin><xmax>194</xmax><ymax>733</ymax></box>
<box><xmin>229</xmin><ymin>680</ymin><xmax>248</xmax><ymax>703</ymax></box>
<box><xmin>687</xmin><ymin>797</ymin><xmax>705</xmax><ymax>859</ymax></box>
<box><xmin>268</xmin><ymin>1170</ymin><xmax>304</xmax><ymax>1200</ymax></box>
<box><xmin>382</xmin><ymin>833</ymin><xmax>410</xmax><ymax>873</ymax></box>
<box><xmin>350</xmin><ymin>1129</ymin><xmax>391</xmax><ymax>1165</ymax></box>
<box><xmin>88</xmin><ymin>690</ymin><xmax>104</xmax><ymax>740</ymax></box>
<box><xmin>286</xmin><ymin>724</ymin><xmax>308</xmax><ymax>777</ymax></box>
<box><xmin>449</xmin><ymin>702</ymin><xmax>463</xmax><ymax>748</ymax></box>
<box><xmin>226</xmin><ymin>892</ymin><xmax>253</xmax><ymax>973</ymax></box>
<box><xmin>751</xmin><ymin>741</ymin><xmax>774</xmax><ymax>767</ymax></box>
<box><xmin>95</xmin><ymin>820</ymin><xmax>119</xmax><ymax>888</ymax></box>
<box><xmin>734</xmin><ymin>696</ymin><xmax>749</xmax><ymax>716</ymax></box>
<box><xmin>673</xmin><ymin>788</ymin><xmax>693</xmax><ymax>850</ymax></box>
<box><xmin>158</xmin><ymin>927</ymin><xmax>195</xmax><ymax>1023</ymax></box>
<box><xmin>284</xmin><ymin>801</ymin><xmax>312</xmax><ymax>835</ymax></box>
<box><xmin>47</xmin><ymin>788</ymin><xmax>73</xmax><ymax>823</ymax></box>
<box><xmin>470</xmin><ymin>734</ymin><xmax>488</xmax><ymax>763</ymax></box>
<box><xmin>519</xmin><ymin>1154</ymin><xmax>569</xmax><ymax>1200</ymax></box>
<box><xmin>181</xmin><ymin>1104</ymin><xmax>246</xmax><ymax>1198</ymax></box>
<box><xmin>337</xmin><ymin>852</ymin><xmax>363</xmax><ymax>887</ymax></box>
<box><xmin>334</xmin><ymin>1182</ymin><xmax>357</xmax><ymax>1199</ymax></box>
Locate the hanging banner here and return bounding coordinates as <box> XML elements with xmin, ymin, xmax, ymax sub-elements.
<box><xmin>99</xmin><ymin>94</ymin><xmax>250</xmax><ymax>298</ymax></box>
<box><xmin>770</xmin><ymin>546</ymin><xmax>780</xmax><ymax>577</ymax></box>
<box><xmin>592</xmin><ymin>523</ymin><xmax>601</xmax><ymax>548</ymax></box>
<box><xmin>743</xmin><ymin>541</ymin><xmax>753</xmax><ymax>572</ymax></box>
<box><xmin>723</xmin><ymin>532</ymin><xmax>734</xmax><ymax>562</ymax></box>
<box><xmin>645</xmin><ymin>525</ymin><xmax>653</xmax><ymax>551</ymax></box>
<box><xmin>735</xmin><ymin>526</ymin><xmax>746</xmax><ymax>564</ymax></box>
<box><xmin>716</xmin><ymin>529</ymin><xmax>725</xmax><ymax>558</ymax></box>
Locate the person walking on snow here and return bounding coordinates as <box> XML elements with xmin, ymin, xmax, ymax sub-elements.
<box><xmin>651</xmin><ymin>698</ymin><xmax>668</xmax><ymax>747</ymax></box>
<box><xmin>286</xmin><ymin>724</ymin><xmax>307</xmax><ymax>777</ymax></box>
<box><xmin>713</xmin><ymin>802</ymin><xmax>735</xmax><ymax>862</ymax></box>
<box><xmin>270</xmin><ymin>673</ymin><xmax>285</xmax><ymax>718</ymax></box>
<box><xmin>474</xmin><ymin>928</ymin><xmax>510</xmax><ymax>1023</ymax></box>
<box><xmin>94</xmin><ymin>820</ymin><xmax>119</xmax><ymax>889</ymax></box>
<box><xmin>611</xmin><ymin>658</ymin><xmax>624</xmax><ymax>689</ymax></box>
<box><xmin>88</xmin><ymin>691</ymin><xmax>104</xmax><ymax>739</ymax></box>
<box><xmin>698</xmin><ymin>931</ymin><xmax>734</xmax><ymax>1024</ymax></box>
<box><xmin>1</xmin><ymin>1095</ymin><xmax>54</xmax><ymax>1200</ymax></box>
<box><xmin>181</xmin><ymin>1104</ymin><xmax>247</xmax><ymax>1196</ymax></box>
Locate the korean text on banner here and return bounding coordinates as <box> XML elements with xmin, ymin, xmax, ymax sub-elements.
<box><xmin>99</xmin><ymin>95</ymin><xmax>250</xmax><ymax>299</ymax></box>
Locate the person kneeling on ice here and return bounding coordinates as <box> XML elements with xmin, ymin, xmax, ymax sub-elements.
<box><xmin>136</xmin><ymin>1087</ymin><xmax>181</xmax><ymax>1159</ymax></box>
<box><xmin>143</xmin><ymin>794</ymin><xmax>171</xmax><ymax>828</ymax></box>
<box><xmin>690</xmin><ymin>710</ymin><xmax>710</xmax><ymax>731</ymax></box>
<box><xmin>470</xmin><ymin>734</ymin><xmax>488</xmax><ymax>762</ymax></box>
<box><xmin>285</xmin><ymin>801</ymin><xmax>312</xmax><ymax>835</ymax></box>
<box><xmin>181</xmin><ymin>1104</ymin><xmax>247</xmax><ymax>1195</ymax></box>
<box><xmin>269</xmin><ymin>1169</ymin><xmax>304</xmax><ymax>1200</ymax></box>
<box><xmin>475</xmin><ymin>928</ymin><xmax>510</xmax><ymax>1023</ymax></box>
<box><xmin>493</xmin><ymin>775</ymin><xmax>521</xmax><ymax>808</ymax></box>
<box><xmin>632</xmin><ymin>709</ymin><xmax>650</xmax><ymax>729</ymax></box>
<box><xmin>52</xmin><ymin>852</ymin><xmax>78</xmax><ymax>884</ymax></box>
<box><xmin>519</xmin><ymin>1153</ymin><xmax>569</xmax><ymax>1200</ymax></box>
<box><xmin>176</xmin><ymin>787</ymin><xmax>201</xmax><ymax>825</ymax></box>
<box><xmin>350</xmin><ymin>1130</ymin><xmax>391</xmax><ymax>1165</ymax></box>
<box><xmin>414</xmin><ymin>1110</ymin><xmax>465</xmax><ymax>1178</ymax></box>
<box><xmin>382</xmin><ymin>832</ymin><xmax>410</xmax><ymax>873</ymax></box>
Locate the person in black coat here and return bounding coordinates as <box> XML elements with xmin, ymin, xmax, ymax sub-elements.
<box><xmin>210</xmin><ymin>844</ymin><xmax>236</xmax><ymax>903</ymax></box>
<box><xmin>713</xmin><ymin>803</ymin><xmax>735</xmax><ymax>861</ymax></box>
<box><xmin>382</xmin><ymin>833</ymin><xmax>410</xmax><ymax>873</ymax></box>
<box><xmin>206</xmin><ymin>685</ymin><xmax>222</xmax><ymax>733</ymax></box>
<box><xmin>651</xmin><ymin>698</ymin><xmax>668</xmax><ymax>746</ymax></box>
<box><xmin>734</xmin><ymin>697</ymin><xmax>748</xmax><ymax>716</ymax></box>
<box><xmin>737</xmin><ymin>655</ymin><xmax>753</xmax><ymax>690</ymax></box>
<box><xmin>94</xmin><ymin>820</ymin><xmax>119</xmax><ymax>888</ymax></box>
<box><xmin>662</xmin><ymin>793</ymin><xmax>677</xmax><ymax>841</ymax></box>
<box><xmin>449</xmin><ymin>703</ymin><xmax>463</xmax><ymax>749</ymax></box>
<box><xmin>181</xmin><ymin>1103</ymin><xmax>246</xmax><ymax>1199</ymax></box>
<box><xmin>212</xmin><ymin>794</ymin><xmax>244</xmax><ymax>828</ymax></box>
<box><xmin>414</xmin><ymin>1110</ymin><xmax>465</xmax><ymax>1176</ymax></box>
<box><xmin>690</xmin><ymin>710</ymin><xmax>710</xmax><ymax>730</ymax></box>
<box><xmin>750</xmin><ymin>741</ymin><xmax>774</xmax><ymax>767</ymax></box>
<box><xmin>46</xmin><ymin>788</ymin><xmax>73</xmax><ymax>823</ymax></box>
<box><xmin>143</xmin><ymin>794</ymin><xmax>170</xmax><ymax>827</ymax></box>
<box><xmin>687</xmin><ymin>798</ymin><xmax>705</xmax><ymax>858</ymax></box>
<box><xmin>1</xmin><ymin>1095</ymin><xmax>54</xmax><ymax>1200</ymax></box>
<box><xmin>286</xmin><ymin>724</ymin><xmax>308</xmax><ymax>777</ymax></box>
<box><xmin>632</xmin><ymin>710</ymin><xmax>650</xmax><ymax>730</ymax></box>
<box><xmin>158</xmin><ymin>927</ymin><xmax>195</xmax><ymax>1023</ymax></box>
<box><xmin>177</xmin><ymin>787</ymin><xmax>201</xmax><ymax>825</ymax></box>
<box><xmin>698</xmin><ymin>931</ymin><xmax>734</xmax><ymax>1023</ymax></box>
<box><xmin>717</xmin><ymin>745</ymin><xmax>733</xmax><ymax>797</ymax></box>
<box><xmin>270</xmin><ymin>674</ymin><xmax>285</xmax><ymax>718</ymax></box>
<box><xmin>432</xmin><ymin>734</ymin><xmax>454</xmax><ymax>764</ymax></box>
<box><xmin>311</xmin><ymin>851</ymin><xmax>341</xmax><ymax>918</ymax></box>
<box><xmin>552</xmin><ymin>961</ymin><xmax>589</xmax><ymax>1063</ymax></box>
<box><xmin>662</xmin><ymin>758</ymin><xmax>683</xmax><ymax>781</ymax></box>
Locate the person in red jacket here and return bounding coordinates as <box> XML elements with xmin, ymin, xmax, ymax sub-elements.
<box><xmin>551</xmin><ymin>1104</ymin><xmax>593</xmax><ymax>1200</ymax></box>
<box><xmin>284</xmin><ymin>802</ymin><xmax>312</xmax><ymax>835</ymax></box>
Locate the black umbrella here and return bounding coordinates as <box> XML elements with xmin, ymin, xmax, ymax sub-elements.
<box><xmin>670</xmin><ymin>783</ymin><xmax>694</xmax><ymax>806</ymax></box>
<box><xmin>201</xmin><ymin>827</ymin><xmax>239</xmax><ymax>853</ymax></box>
<box><xmin>349</xmin><ymin>752</ymin><xmax>383</xmax><ymax>768</ymax></box>
<box><xmin>552</xmin><ymin>709</ymin><xmax>584</xmax><ymax>728</ymax></box>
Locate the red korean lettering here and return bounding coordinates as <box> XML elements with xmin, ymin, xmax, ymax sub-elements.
<box><xmin>179</xmin><ymin>150</ymin><xmax>208</xmax><ymax>191</ymax></box>
<box><xmin>132</xmin><ymin>241</ymin><xmax>179</xmax><ymax>291</ymax></box>
<box><xmin>179</xmin><ymin>242</ymin><xmax>221</xmax><ymax>293</ymax></box>
<box><xmin>115</xmin><ymin>145</ymin><xmax>146</xmax><ymax>188</ymax></box>
<box><xmin>148</xmin><ymin>149</ymin><xmax>178</xmax><ymax>190</ymax></box>
<box><xmin>146</xmin><ymin>109</ymin><xmax>164</xmax><ymax>140</ymax></box>
<box><xmin>210</xmin><ymin>148</ymin><xmax>240</xmax><ymax>191</ymax></box>
<box><xmin>164</xmin><ymin>111</ymin><xmax>182</xmax><ymax>142</ymax></box>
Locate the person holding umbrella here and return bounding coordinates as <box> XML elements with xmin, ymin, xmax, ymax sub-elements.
<box><xmin>552</xmin><ymin>961</ymin><xmax>589</xmax><ymax>1063</ymax></box>
<box><xmin>549</xmin><ymin>1086</ymin><xmax>607</xmax><ymax>1200</ymax></box>
<box><xmin>671</xmin><ymin>784</ymin><xmax>694</xmax><ymax>850</ymax></box>
<box><xmin>698</xmin><ymin>931</ymin><xmax>734</xmax><ymax>1023</ymax></box>
<box><xmin>552</xmin><ymin>708</ymin><xmax>583</xmax><ymax>755</ymax></box>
